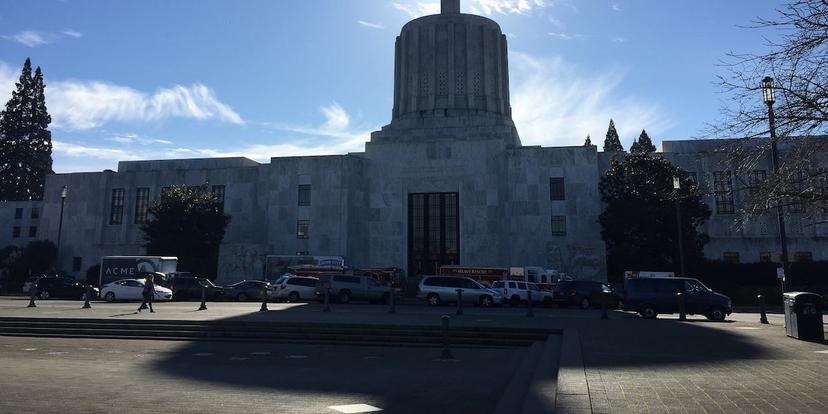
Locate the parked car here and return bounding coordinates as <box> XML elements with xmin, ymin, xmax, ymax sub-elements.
<box><xmin>417</xmin><ymin>275</ymin><xmax>503</xmax><ymax>307</ymax></box>
<box><xmin>169</xmin><ymin>276</ymin><xmax>223</xmax><ymax>301</ymax></box>
<box><xmin>624</xmin><ymin>277</ymin><xmax>732</xmax><ymax>321</ymax></box>
<box><xmin>223</xmin><ymin>280</ymin><xmax>273</xmax><ymax>302</ymax></box>
<box><xmin>33</xmin><ymin>276</ymin><xmax>99</xmax><ymax>300</ymax></box>
<box><xmin>274</xmin><ymin>275</ymin><xmax>318</xmax><ymax>302</ymax></box>
<box><xmin>491</xmin><ymin>280</ymin><xmax>555</xmax><ymax>307</ymax></box>
<box><xmin>553</xmin><ymin>280</ymin><xmax>622</xmax><ymax>309</ymax></box>
<box><xmin>100</xmin><ymin>279</ymin><xmax>172</xmax><ymax>302</ymax></box>
<box><xmin>313</xmin><ymin>274</ymin><xmax>395</xmax><ymax>304</ymax></box>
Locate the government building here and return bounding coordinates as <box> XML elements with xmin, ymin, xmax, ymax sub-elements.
<box><xmin>1</xmin><ymin>0</ymin><xmax>826</xmax><ymax>284</ymax></box>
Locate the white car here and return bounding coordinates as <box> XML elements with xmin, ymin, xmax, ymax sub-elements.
<box><xmin>273</xmin><ymin>275</ymin><xmax>318</xmax><ymax>302</ymax></box>
<box><xmin>492</xmin><ymin>280</ymin><xmax>555</xmax><ymax>307</ymax></box>
<box><xmin>101</xmin><ymin>279</ymin><xmax>173</xmax><ymax>302</ymax></box>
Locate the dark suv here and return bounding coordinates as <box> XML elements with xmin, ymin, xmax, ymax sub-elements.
<box><xmin>169</xmin><ymin>276</ymin><xmax>224</xmax><ymax>301</ymax></box>
<box><xmin>33</xmin><ymin>276</ymin><xmax>98</xmax><ymax>300</ymax></box>
<box><xmin>624</xmin><ymin>277</ymin><xmax>732</xmax><ymax>321</ymax></box>
<box><xmin>553</xmin><ymin>280</ymin><xmax>622</xmax><ymax>309</ymax></box>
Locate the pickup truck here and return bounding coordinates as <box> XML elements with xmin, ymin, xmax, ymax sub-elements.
<box><xmin>491</xmin><ymin>280</ymin><xmax>555</xmax><ymax>307</ymax></box>
<box><xmin>313</xmin><ymin>274</ymin><xmax>397</xmax><ymax>304</ymax></box>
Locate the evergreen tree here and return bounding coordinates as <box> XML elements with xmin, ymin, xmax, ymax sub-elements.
<box><xmin>0</xmin><ymin>58</ymin><xmax>53</xmax><ymax>201</ymax></box>
<box><xmin>602</xmin><ymin>119</ymin><xmax>624</xmax><ymax>152</ymax></box>
<box><xmin>584</xmin><ymin>135</ymin><xmax>592</xmax><ymax>146</ymax></box>
<box><xmin>630</xmin><ymin>129</ymin><xmax>656</xmax><ymax>153</ymax></box>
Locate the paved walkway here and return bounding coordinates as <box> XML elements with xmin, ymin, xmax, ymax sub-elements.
<box><xmin>1</xmin><ymin>297</ymin><xmax>826</xmax><ymax>413</ymax></box>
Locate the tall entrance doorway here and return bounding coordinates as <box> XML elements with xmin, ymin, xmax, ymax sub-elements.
<box><xmin>408</xmin><ymin>193</ymin><xmax>459</xmax><ymax>276</ymax></box>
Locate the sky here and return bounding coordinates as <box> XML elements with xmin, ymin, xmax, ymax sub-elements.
<box><xmin>0</xmin><ymin>0</ymin><xmax>785</xmax><ymax>173</ymax></box>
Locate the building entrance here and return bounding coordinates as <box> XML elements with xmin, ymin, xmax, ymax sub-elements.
<box><xmin>408</xmin><ymin>193</ymin><xmax>459</xmax><ymax>276</ymax></box>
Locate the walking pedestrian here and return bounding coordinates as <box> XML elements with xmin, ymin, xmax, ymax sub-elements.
<box><xmin>138</xmin><ymin>273</ymin><xmax>155</xmax><ymax>313</ymax></box>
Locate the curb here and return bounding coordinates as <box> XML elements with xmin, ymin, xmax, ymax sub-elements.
<box><xmin>555</xmin><ymin>329</ymin><xmax>591</xmax><ymax>412</ymax></box>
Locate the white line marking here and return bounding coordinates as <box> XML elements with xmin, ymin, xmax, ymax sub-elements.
<box><xmin>23</xmin><ymin>348</ymin><xmax>38</xmax><ymax>351</ymax></box>
<box><xmin>286</xmin><ymin>355</ymin><xmax>307</xmax><ymax>359</ymax></box>
<box><xmin>47</xmin><ymin>351</ymin><xmax>68</xmax><ymax>356</ymax></box>
<box><xmin>193</xmin><ymin>353</ymin><xmax>214</xmax><ymax>357</ymax></box>
<box><xmin>815</xmin><ymin>350</ymin><xmax>828</xmax><ymax>354</ymax></box>
<box><xmin>250</xmin><ymin>351</ymin><xmax>270</xmax><ymax>356</ymax></box>
<box><xmin>735</xmin><ymin>327</ymin><xmax>761</xmax><ymax>330</ymax></box>
<box><xmin>328</xmin><ymin>404</ymin><xmax>383</xmax><ymax>413</ymax></box>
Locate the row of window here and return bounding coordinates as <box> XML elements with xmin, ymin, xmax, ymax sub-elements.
<box><xmin>11</xmin><ymin>226</ymin><xmax>37</xmax><ymax>238</ymax></box>
<box><xmin>109</xmin><ymin>185</ymin><xmax>225</xmax><ymax>225</ymax></box>
<box><xmin>711</xmin><ymin>169</ymin><xmax>811</xmax><ymax>215</ymax></box>
<box><xmin>13</xmin><ymin>207</ymin><xmax>39</xmax><ymax>220</ymax></box>
<box><xmin>722</xmin><ymin>251</ymin><xmax>813</xmax><ymax>264</ymax></box>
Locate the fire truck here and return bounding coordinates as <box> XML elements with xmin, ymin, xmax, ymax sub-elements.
<box><xmin>438</xmin><ymin>265</ymin><xmax>564</xmax><ymax>290</ymax></box>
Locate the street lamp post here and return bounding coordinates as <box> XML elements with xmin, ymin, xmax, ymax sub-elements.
<box><xmin>762</xmin><ymin>77</ymin><xmax>790</xmax><ymax>292</ymax></box>
<box><xmin>56</xmin><ymin>185</ymin><xmax>68</xmax><ymax>268</ymax></box>
<box><xmin>673</xmin><ymin>177</ymin><xmax>686</xmax><ymax>278</ymax></box>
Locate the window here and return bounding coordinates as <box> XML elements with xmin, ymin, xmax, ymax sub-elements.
<box><xmin>722</xmin><ymin>252</ymin><xmax>740</xmax><ymax>264</ymax></box>
<box><xmin>211</xmin><ymin>185</ymin><xmax>226</xmax><ymax>212</ymax></box>
<box><xmin>72</xmin><ymin>257</ymin><xmax>82</xmax><ymax>272</ymax></box>
<box><xmin>551</xmin><ymin>216</ymin><xmax>567</xmax><ymax>236</ymax></box>
<box><xmin>28</xmin><ymin>226</ymin><xmax>37</xmax><ymax>238</ymax></box>
<box><xmin>759</xmin><ymin>252</ymin><xmax>772</xmax><ymax>263</ymax></box>
<box><xmin>298</xmin><ymin>184</ymin><xmax>311</xmax><ymax>206</ymax></box>
<box><xmin>687</xmin><ymin>172</ymin><xmax>698</xmax><ymax>184</ymax></box>
<box><xmin>794</xmin><ymin>252</ymin><xmax>813</xmax><ymax>262</ymax></box>
<box><xmin>297</xmin><ymin>220</ymin><xmax>310</xmax><ymax>239</ymax></box>
<box><xmin>713</xmin><ymin>171</ymin><xmax>735</xmax><ymax>214</ymax></box>
<box><xmin>748</xmin><ymin>170</ymin><xmax>767</xmax><ymax>196</ymax></box>
<box><xmin>134</xmin><ymin>187</ymin><xmax>150</xmax><ymax>224</ymax></box>
<box><xmin>549</xmin><ymin>177</ymin><xmax>565</xmax><ymax>201</ymax></box>
<box><xmin>14</xmin><ymin>208</ymin><xmax>23</xmax><ymax>219</ymax></box>
<box><xmin>109</xmin><ymin>188</ymin><xmax>125</xmax><ymax>225</ymax></box>
<box><xmin>12</xmin><ymin>226</ymin><xmax>20</xmax><ymax>238</ymax></box>
<box><xmin>31</xmin><ymin>208</ymin><xmax>39</xmax><ymax>219</ymax></box>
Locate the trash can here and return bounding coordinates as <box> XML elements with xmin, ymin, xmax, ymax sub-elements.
<box><xmin>783</xmin><ymin>292</ymin><xmax>824</xmax><ymax>342</ymax></box>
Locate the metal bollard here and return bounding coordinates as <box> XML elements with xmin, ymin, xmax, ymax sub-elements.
<box><xmin>388</xmin><ymin>286</ymin><xmax>396</xmax><ymax>314</ymax></box>
<box><xmin>758</xmin><ymin>294</ymin><xmax>769</xmax><ymax>324</ymax></box>
<box><xmin>82</xmin><ymin>286</ymin><xmax>92</xmax><ymax>309</ymax></box>
<box><xmin>677</xmin><ymin>292</ymin><xmax>686</xmax><ymax>321</ymax></box>
<box><xmin>455</xmin><ymin>289</ymin><xmax>464</xmax><ymax>316</ymax></box>
<box><xmin>526</xmin><ymin>289</ymin><xmax>535</xmax><ymax>318</ymax></box>
<box><xmin>440</xmin><ymin>315</ymin><xmax>454</xmax><ymax>360</ymax></box>
<box><xmin>27</xmin><ymin>286</ymin><xmax>37</xmax><ymax>308</ymax></box>
<box><xmin>259</xmin><ymin>284</ymin><xmax>269</xmax><ymax>312</ymax></box>
<box><xmin>600</xmin><ymin>291</ymin><xmax>608</xmax><ymax>320</ymax></box>
<box><xmin>198</xmin><ymin>284</ymin><xmax>208</xmax><ymax>311</ymax></box>
<box><xmin>323</xmin><ymin>288</ymin><xmax>331</xmax><ymax>313</ymax></box>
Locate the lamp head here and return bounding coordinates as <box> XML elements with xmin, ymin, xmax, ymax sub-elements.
<box><xmin>762</xmin><ymin>76</ymin><xmax>775</xmax><ymax>105</ymax></box>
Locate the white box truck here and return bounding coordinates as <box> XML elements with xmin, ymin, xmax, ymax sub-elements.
<box><xmin>99</xmin><ymin>256</ymin><xmax>178</xmax><ymax>287</ymax></box>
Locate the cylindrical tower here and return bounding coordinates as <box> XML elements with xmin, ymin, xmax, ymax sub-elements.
<box><xmin>391</xmin><ymin>0</ymin><xmax>512</xmax><ymax>122</ymax></box>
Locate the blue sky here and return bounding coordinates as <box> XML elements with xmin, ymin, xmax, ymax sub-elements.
<box><xmin>0</xmin><ymin>0</ymin><xmax>782</xmax><ymax>173</ymax></box>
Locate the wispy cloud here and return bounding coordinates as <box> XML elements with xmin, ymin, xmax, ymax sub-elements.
<box><xmin>509</xmin><ymin>52</ymin><xmax>672</xmax><ymax>148</ymax></box>
<box><xmin>358</xmin><ymin>20</ymin><xmax>385</xmax><ymax>29</ymax></box>
<box><xmin>2</xmin><ymin>29</ymin><xmax>83</xmax><ymax>47</ymax></box>
<box><xmin>105</xmin><ymin>133</ymin><xmax>173</xmax><ymax>146</ymax></box>
<box><xmin>611</xmin><ymin>36</ymin><xmax>626</xmax><ymax>43</ymax></box>
<box><xmin>548</xmin><ymin>32</ymin><xmax>581</xmax><ymax>41</ymax></box>
<box><xmin>392</xmin><ymin>1</ymin><xmax>549</xmax><ymax>18</ymax></box>
<box><xmin>51</xmin><ymin>103</ymin><xmax>374</xmax><ymax>172</ymax></box>
<box><xmin>48</xmin><ymin>80</ymin><xmax>243</xmax><ymax>130</ymax></box>
<box><xmin>611</xmin><ymin>3</ymin><xmax>622</xmax><ymax>12</ymax></box>
<box><xmin>1</xmin><ymin>60</ymin><xmax>242</xmax><ymax>130</ymax></box>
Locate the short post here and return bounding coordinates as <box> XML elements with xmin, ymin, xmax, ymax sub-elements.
<box><xmin>198</xmin><ymin>284</ymin><xmax>208</xmax><ymax>311</ymax></box>
<box><xmin>82</xmin><ymin>285</ymin><xmax>92</xmax><ymax>309</ymax></box>
<box><xmin>758</xmin><ymin>294</ymin><xmax>769</xmax><ymax>324</ymax></box>
<box><xmin>323</xmin><ymin>287</ymin><xmax>331</xmax><ymax>313</ymax></box>
<box><xmin>526</xmin><ymin>289</ymin><xmax>535</xmax><ymax>318</ymax></box>
<box><xmin>440</xmin><ymin>315</ymin><xmax>454</xmax><ymax>360</ymax></box>
<box><xmin>600</xmin><ymin>291</ymin><xmax>608</xmax><ymax>320</ymax></box>
<box><xmin>259</xmin><ymin>284</ymin><xmax>269</xmax><ymax>312</ymax></box>
<box><xmin>388</xmin><ymin>285</ymin><xmax>396</xmax><ymax>314</ymax></box>
<box><xmin>677</xmin><ymin>292</ymin><xmax>686</xmax><ymax>321</ymax></box>
<box><xmin>455</xmin><ymin>289</ymin><xmax>464</xmax><ymax>316</ymax></box>
<box><xmin>27</xmin><ymin>286</ymin><xmax>37</xmax><ymax>308</ymax></box>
